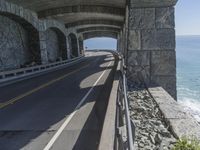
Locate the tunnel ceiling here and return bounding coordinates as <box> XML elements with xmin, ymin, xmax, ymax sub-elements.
<box><xmin>6</xmin><ymin>0</ymin><xmax>126</xmax><ymax>29</ymax></box>
<box><xmin>83</xmin><ymin>31</ymin><xmax>118</xmax><ymax>40</ymax></box>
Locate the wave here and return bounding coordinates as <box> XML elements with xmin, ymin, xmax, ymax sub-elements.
<box><xmin>178</xmin><ymin>87</ymin><xmax>200</xmax><ymax>99</ymax></box>
<box><xmin>178</xmin><ymin>97</ymin><xmax>200</xmax><ymax>123</ymax></box>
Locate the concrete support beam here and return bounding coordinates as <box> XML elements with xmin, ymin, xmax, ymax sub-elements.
<box><xmin>82</xmin><ymin>31</ymin><xmax>118</xmax><ymax>40</ymax></box>
<box><xmin>130</xmin><ymin>0</ymin><xmax>178</xmax><ymax>8</ymax></box>
<box><xmin>77</xmin><ymin>26</ymin><xmax>120</xmax><ymax>34</ymax></box>
<box><xmin>127</xmin><ymin>1</ymin><xmax>177</xmax><ymax>99</ymax></box>
<box><xmin>65</xmin><ymin>20</ymin><xmax>123</xmax><ymax>28</ymax></box>
<box><xmin>38</xmin><ymin>5</ymin><xmax>124</xmax><ymax>18</ymax></box>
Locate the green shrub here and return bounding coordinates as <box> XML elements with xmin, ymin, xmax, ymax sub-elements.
<box><xmin>172</xmin><ymin>137</ymin><xmax>200</xmax><ymax>150</ymax></box>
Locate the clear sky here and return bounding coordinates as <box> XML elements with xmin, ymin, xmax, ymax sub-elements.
<box><xmin>176</xmin><ymin>0</ymin><xmax>200</xmax><ymax>35</ymax></box>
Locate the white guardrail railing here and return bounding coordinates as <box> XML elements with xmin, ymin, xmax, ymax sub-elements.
<box><xmin>0</xmin><ymin>56</ymin><xmax>84</xmax><ymax>86</ymax></box>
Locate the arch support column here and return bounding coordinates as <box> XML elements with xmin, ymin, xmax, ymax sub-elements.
<box><xmin>66</xmin><ymin>37</ymin><xmax>71</xmax><ymax>59</ymax></box>
<box><xmin>39</xmin><ymin>31</ymin><xmax>48</xmax><ymax>64</ymax></box>
<box><xmin>127</xmin><ymin>0</ymin><xmax>178</xmax><ymax>99</ymax></box>
<box><xmin>78</xmin><ymin>36</ymin><xmax>84</xmax><ymax>56</ymax></box>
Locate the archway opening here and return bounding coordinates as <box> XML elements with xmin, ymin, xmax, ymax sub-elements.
<box><xmin>68</xmin><ymin>33</ymin><xmax>79</xmax><ymax>58</ymax></box>
<box><xmin>45</xmin><ymin>28</ymin><xmax>67</xmax><ymax>63</ymax></box>
<box><xmin>84</xmin><ymin>37</ymin><xmax>117</xmax><ymax>51</ymax></box>
<box><xmin>0</xmin><ymin>13</ymin><xmax>41</xmax><ymax>71</ymax></box>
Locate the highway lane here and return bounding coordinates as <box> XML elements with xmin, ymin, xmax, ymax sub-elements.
<box><xmin>0</xmin><ymin>51</ymin><xmax>117</xmax><ymax>150</ymax></box>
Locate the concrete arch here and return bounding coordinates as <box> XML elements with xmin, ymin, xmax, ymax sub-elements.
<box><xmin>68</xmin><ymin>33</ymin><xmax>79</xmax><ymax>58</ymax></box>
<box><xmin>0</xmin><ymin>12</ymin><xmax>41</xmax><ymax>71</ymax></box>
<box><xmin>43</xmin><ymin>19</ymin><xmax>66</xmax><ymax>34</ymax></box>
<box><xmin>45</xmin><ymin>27</ymin><xmax>68</xmax><ymax>62</ymax></box>
<box><xmin>38</xmin><ymin>5</ymin><xmax>125</xmax><ymax>19</ymax></box>
<box><xmin>0</xmin><ymin>0</ymin><xmax>40</xmax><ymax>30</ymax></box>
<box><xmin>83</xmin><ymin>31</ymin><xmax>118</xmax><ymax>40</ymax></box>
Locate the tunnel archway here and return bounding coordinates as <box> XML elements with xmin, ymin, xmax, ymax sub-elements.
<box><xmin>84</xmin><ymin>37</ymin><xmax>117</xmax><ymax>50</ymax></box>
<box><xmin>45</xmin><ymin>28</ymin><xmax>67</xmax><ymax>63</ymax></box>
<box><xmin>68</xmin><ymin>33</ymin><xmax>79</xmax><ymax>58</ymax></box>
<box><xmin>0</xmin><ymin>12</ymin><xmax>41</xmax><ymax>71</ymax></box>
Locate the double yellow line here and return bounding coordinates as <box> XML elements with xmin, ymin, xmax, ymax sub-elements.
<box><xmin>0</xmin><ymin>64</ymin><xmax>89</xmax><ymax>109</ymax></box>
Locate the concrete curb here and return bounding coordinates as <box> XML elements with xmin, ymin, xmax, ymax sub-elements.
<box><xmin>98</xmin><ymin>59</ymin><xmax>121</xmax><ymax>150</ymax></box>
<box><xmin>148</xmin><ymin>86</ymin><xmax>200</xmax><ymax>140</ymax></box>
<box><xmin>98</xmin><ymin>71</ymin><xmax>120</xmax><ymax>150</ymax></box>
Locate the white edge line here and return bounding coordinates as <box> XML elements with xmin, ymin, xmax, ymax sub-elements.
<box><xmin>43</xmin><ymin>61</ymin><xmax>113</xmax><ymax>150</ymax></box>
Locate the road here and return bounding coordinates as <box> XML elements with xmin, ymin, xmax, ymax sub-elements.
<box><xmin>0</xmin><ymin>51</ymin><xmax>117</xmax><ymax>150</ymax></box>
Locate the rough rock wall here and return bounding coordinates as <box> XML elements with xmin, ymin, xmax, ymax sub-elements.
<box><xmin>0</xmin><ymin>15</ymin><xmax>29</xmax><ymax>71</ymax></box>
<box><xmin>127</xmin><ymin>5</ymin><xmax>176</xmax><ymax>99</ymax></box>
<box><xmin>46</xmin><ymin>29</ymin><xmax>60</xmax><ymax>62</ymax></box>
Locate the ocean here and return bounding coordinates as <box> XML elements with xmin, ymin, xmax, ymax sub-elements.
<box><xmin>177</xmin><ymin>35</ymin><xmax>200</xmax><ymax>122</ymax></box>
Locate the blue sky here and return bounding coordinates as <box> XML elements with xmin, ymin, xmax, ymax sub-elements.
<box><xmin>84</xmin><ymin>0</ymin><xmax>200</xmax><ymax>49</ymax></box>
<box><xmin>176</xmin><ymin>0</ymin><xmax>200</xmax><ymax>35</ymax></box>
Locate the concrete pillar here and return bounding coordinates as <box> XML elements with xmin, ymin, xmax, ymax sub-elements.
<box><xmin>127</xmin><ymin>0</ymin><xmax>177</xmax><ymax>99</ymax></box>
<box><xmin>76</xmin><ymin>37</ymin><xmax>80</xmax><ymax>57</ymax></box>
<box><xmin>66</xmin><ymin>37</ymin><xmax>71</xmax><ymax>59</ymax></box>
<box><xmin>119</xmin><ymin>31</ymin><xmax>123</xmax><ymax>53</ymax></box>
<box><xmin>78</xmin><ymin>35</ymin><xmax>84</xmax><ymax>56</ymax></box>
<box><xmin>117</xmin><ymin>34</ymin><xmax>120</xmax><ymax>52</ymax></box>
<box><xmin>39</xmin><ymin>31</ymin><xmax>48</xmax><ymax>64</ymax></box>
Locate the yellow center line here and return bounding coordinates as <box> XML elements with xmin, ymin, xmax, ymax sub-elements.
<box><xmin>0</xmin><ymin>64</ymin><xmax>90</xmax><ymax>109</ymax></box>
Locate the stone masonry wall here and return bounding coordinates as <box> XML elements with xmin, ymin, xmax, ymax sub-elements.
<box><xmin>0</xmin><ymin>0</ymin><xmax>74</xmax><ymax>66</ymax></box>
<box><xmin>127</xmin><ymin>2</ymin><xmax>177</xmax><ymax>99</ymax></box>
<box><xmin>0</xmin><ymin>15</ymin><xmax>29</xmax><ymax>71</ymax></box>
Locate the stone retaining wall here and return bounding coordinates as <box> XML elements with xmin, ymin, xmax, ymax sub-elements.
<box><xmin>128</xmin><ymin>84</ymin><xmax>176</xmax><ymax>150</ymax></box>
<box><xmin>148</xmin><ymin>86</ymin><xmax>200</xmax><ymax>140</ymax></box>
<box><xmin>128</xmin><ymin>84</ymin><xmax>200</xmax><ymax>149</ymax></box>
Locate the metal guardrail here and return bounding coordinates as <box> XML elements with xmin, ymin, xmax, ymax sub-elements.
<box><xmin>116</xmin><ymin>56</ymin><xmax>135</xmax><ymax>150</ymax></box>
<box><xmin>0</xmin><ymin>56</ymin><xmax>84</xmax><ymax>86</ymax></box>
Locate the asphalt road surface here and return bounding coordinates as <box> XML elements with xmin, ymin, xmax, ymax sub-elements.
<box><xmin>0</xmin><ymin>51</ymin><xmax>117</xmax><ymax>150</ymax></box>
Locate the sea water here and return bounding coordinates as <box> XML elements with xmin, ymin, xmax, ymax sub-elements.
<box><xmin>177</xmin><ymin>35</ymin><xmax>200</xmax><ymax>122</ymax></box>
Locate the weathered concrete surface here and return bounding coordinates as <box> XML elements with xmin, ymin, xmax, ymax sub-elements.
<box><xmin>0</xmin><ymin>15</ymin><xmax>29</xmax><ymax>71</ymax></box>
<box><xmin>6</xmin><ymin>0</ymin><xmax>126</xmax><ymax>11</ymax></box>
<box><xmin>83</xmin><ymin>31</ymin><xmax>118</xmax><ymax>40</ymax></box>
<box><xmin>127</xmin><ymin>1</ymin><xmax>177</xmax><ymax>99</ymax></box>
<box><xmin>45</xmin><ymin>29</ymin><xmax>60</xmax><ymax>62</ymax></box>
<box><xmin>148</xmin><ymin>87</ymin><xmax>200</xmax><ymax>140</ymax></box>
<box><xmin>6</xmin><ymin>0</ymin><xmax>125</xmax><ymax>30</ymax></box>
<box><xmin>98</xmin><ymin>66</ymin><xmax>119</xmax><ymax>150</ymax></box>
